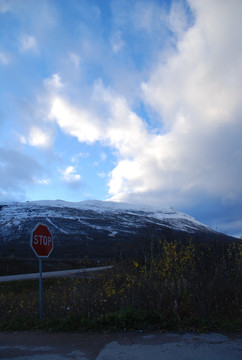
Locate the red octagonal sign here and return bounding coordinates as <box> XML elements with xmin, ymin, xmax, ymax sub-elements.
<box><xmin>30</xmin><ymin>223</ymin><xmax>53</xmax><ymax>258</ymax></box>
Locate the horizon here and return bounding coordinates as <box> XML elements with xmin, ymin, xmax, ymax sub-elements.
<box><xmin>1</xmin><ymin>0</ymin><xmax>242</xmax><ymax>238</ymax></box>
<box><xmin>0</xmin><ymin>197</ymin><xmax>235</xmax><ymax>237</ymax></box>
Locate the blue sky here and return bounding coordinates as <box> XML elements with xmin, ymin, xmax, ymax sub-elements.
<box><xmin>1</xmin><ymin>0</ymin><xmax>242</xmax><ymax>237</ymax></box>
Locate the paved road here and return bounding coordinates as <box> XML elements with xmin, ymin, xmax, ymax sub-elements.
<box><xmin>0</xmin><ymin>266</ymin><xmax>113</xmax><ymax>283</ymax></box>
<box><xmin>0</xmin><ymin>331</ymin><xmax>241</xmax><ymax>359</ymax></box>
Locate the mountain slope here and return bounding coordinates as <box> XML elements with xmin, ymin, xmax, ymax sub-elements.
<box><xmin>0</xmin><ymin>200</ymin><xmax>234</xmax><ymax>259</ymax></box>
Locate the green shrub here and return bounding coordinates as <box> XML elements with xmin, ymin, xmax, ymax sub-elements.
<box><xmin>0</xmin><ymin>239</ymin><xmax>241</xmax><ymax>331</ymax></box>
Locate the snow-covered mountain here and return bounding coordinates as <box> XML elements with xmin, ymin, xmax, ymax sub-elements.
<box><xmin>0</xmin><ymin>200</ymin><xmax>233</xmax><ymax>259</ymax></box>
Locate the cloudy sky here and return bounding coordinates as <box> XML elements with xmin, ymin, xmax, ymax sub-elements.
<box><xmin>0</xmin><ymin>0</ymin><xmax>242</xmax><ymax>237</ymax></box>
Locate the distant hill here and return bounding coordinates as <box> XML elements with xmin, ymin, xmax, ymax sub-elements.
<box><xmin>0</xmin><ymin>200</ymin><xmax>236</xmax><ymax>261</ymax></box>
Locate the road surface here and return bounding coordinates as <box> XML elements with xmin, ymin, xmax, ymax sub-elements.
<box><xmin>0</xmin><ymin>331</ymin><xmax>241</xmax><ymax>360</ymax></box>
<box><xmin>0</xmin><ymin>266</ymin><xmax>113</xmax><ymax>283</ymax></box>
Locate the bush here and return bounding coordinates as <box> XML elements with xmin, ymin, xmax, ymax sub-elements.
<box><xmin>0</xmin><ymin>238</ymin><xmax>241</xmax><ymax>331</ymax></box>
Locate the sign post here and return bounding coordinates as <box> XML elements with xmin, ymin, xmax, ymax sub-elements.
<box><xmin>39</xmin><ymin>257</ymin><xmax>42</xmax><ymax>320</ymax></box>
<box><xmin>30</xmin><ymin>223</ymin><xmax>53</xmax><ymax>320</ymax></box>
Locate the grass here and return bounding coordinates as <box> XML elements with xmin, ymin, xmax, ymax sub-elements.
<box><xmin>0</xmin><ymin>239</ymin><xmax>241</xmax><ymax>333</ymax></box>
<box><xmin>0</xmin><ymin>276</ymin><xmax>241</xmax><ymax>333</ymax></box>
<box><xmin>0</xmin><ymin>307</ymin><xmax>241</xmax><ymax>333</ymax></box>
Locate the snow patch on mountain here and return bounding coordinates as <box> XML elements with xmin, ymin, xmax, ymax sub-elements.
<box><xmin>0</xmin><ymin>199</ymin><xmax>210</xmax><ymax>235</ymax></box>
<box><xmin>46</xmin><ymin>217</ymin><xmax>69</xmax><ymax>234</ymax></box>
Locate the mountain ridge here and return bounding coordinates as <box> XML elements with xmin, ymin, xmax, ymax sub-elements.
<box><xmin>0</xmin><ymin>200</ymin><xmax>235</xmax><ymax>260</ymax></box>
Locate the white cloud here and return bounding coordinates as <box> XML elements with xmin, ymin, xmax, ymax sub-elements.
<box><xmin>49</xmin><ymin>96</ymin><xmax>102</xmax><ymax>143</ymax></box>
<box><xmin>39</xmin><ymin>0</ymin><xmax>242</xmax><ymax>218</ymax></box>
<box><xmin>97</xmin><ymin>172</ymin><xmax>106</xmax><ymax>178</ymax></box>
<box><xmin>47</xmin><ymin>79</ymin><xmax>150</xmax><ymax>156</ymax></box>
<box><xmin>19</xmin><ymin>34</ymin><xmax>38</xmax><ymax>52</ymax></box>
<box><xmin>107</xmin><ymin>0</ymin><xmax>242</xmax><ymax>211</ymax></box>
<box><xmin>60</xmin><ymin>166</ymin><xmax>81</xmax><ymax>185</ymax></box>
<box><xmin>16</xmin><ymin>133</ymin><xmax>27</xmax><ymax>145</ymax></box>
<box><xmin>167</xmin><ymin>1</ymin><xmax>190</xmax><ymax>36</ymax></box>
<box><xmin>44</xmin><ymin>73</ymin><xmax>64</xmax><ymax>92</ymax></box>
<box><xmin>93</xmin><ymin>81</ymin><xmax>149</xmax><ymax>156</ymax></box>
<box><xmin>33</xmin><ymin>177</ymin><xmax>50</xmax><ymax>185</ymax></box>
<box><xmin>125</xmin><ymin>0</ymin><xmax>242</xmax><ymax>207</ymax></box>
<box><xmin>71</xmin><ymin>152</ymin><xmax>89</xmax><ymax>163</ymax></box>
<box><xmin>28</xmin><ymin>126</ymin><xmax>53</xmax><ymax>148</ymax></box>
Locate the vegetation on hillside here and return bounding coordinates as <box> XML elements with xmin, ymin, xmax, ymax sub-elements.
<box><xmin>0</xmin><ymin>238</ymin><xmax>241</xmax><ymax>331</ymax></box>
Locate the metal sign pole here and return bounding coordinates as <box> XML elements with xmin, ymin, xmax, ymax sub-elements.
<box><xmin>30</xmin><ymin>224</ymin><xmax>53</xmax><ymax>322</ymax></box>
<box><xmin>39</xmin><ymin>258</ymin><xmax>42</xmax><ymax>321</ymax></box>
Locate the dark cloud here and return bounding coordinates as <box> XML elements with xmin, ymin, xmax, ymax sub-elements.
<box><xmin>0</xmin><ymin>147</ymin><xmax>43</xmax><ymax>200</ymax></box>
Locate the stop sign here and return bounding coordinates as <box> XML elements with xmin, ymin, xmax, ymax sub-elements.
<box><xmin>30</xmin><ymin>223</ymin><xmax>53</xmax><ymax>258</ymax></box>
